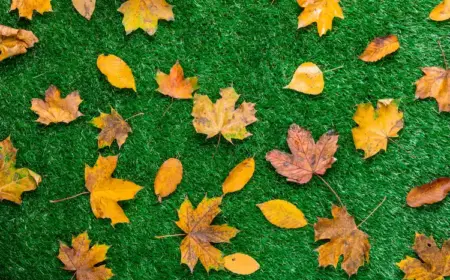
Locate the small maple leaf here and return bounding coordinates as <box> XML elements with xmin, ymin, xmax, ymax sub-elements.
<box><xmin>192</xmin><ymin>87</ymin><xmax>257</xmax><ymax>142</ymax></box>
<box><xmin>359</xmin><ymin>35</ymin><xmax>400</xmax><ymax>62</ymax></box>
<box><xmin>10</xmin><ymin>0</ymin><xmax>52</xmax><ymax>20</ymax></box>
<box><xmin>397</xmin><ymin>233</ymin><xmax>450</xmax><ymax>280</ymax></box>
<box><xmin>91</xmin><ymin>108</ymin><xmax>132</xmax><ymax>149</ymax></box>
<box><xmin>58</xmin><ymin>232</ymin><xmax>113</xmax><ymax>280</ymax></box>
<box><xmin>430</xmin><ymin>0</ymin><xmax>450</xmax><ymax>21</ymax></box>
<box><xmin>0</xmin><ymin>137</ymin><xmax>41</xmax><ymax>204</ymax></box>
<box><xmin>314</xmin><ymin>205</ymin><xmax>370</xmax><ymax>276</ymax></box>
<box><xmin>0</xmin><ymin>25</ymin><xmax>38</xmax><ymax>61</ymax></box>
<box><xmin>72</xmin><ymin>0</ymin><xmax>96</xmax><ymax>20</ymax></box>
<box><xmin>175</xmin><ymin>196</ymin><xmax>239</xmax><ymax>272</ymax></box>
<box><xmin>97</xmin><ymin>54</ymin><xmax>136</xmax><ymax>91</ymax></box>
<box><xmin>297</xmin><ymin>0</ymin><xmax>344</xmax><ymax>37</ymax></box>
<box><xmin>31</xmin><ymin>85</ymin><xmax>83</xmax><ymax>125</ymax></box>
<box><xmin>352</xmin><ymin>99</ymin><xmax>404</xmax><ymax>159</ymax></box>
<box><xmin>155</xmin><ymin>61</ymin><xmax>199</xmax><ymax>99</ymax></box>
<box><xmin>118</xmin><ymin>0</ymin><xmax>174</xmax><ymax>36</ymax></box>
<box><xmin>266</xmin><ymin>124</ymin><xmax>338</xmax><ymax>184</ymax></box>
<box><xmin>415</xmin><ymin>67</ymin><xmax>450</xmax><ymax>112</ymax></box>
<box><xmin>85</xmin><ymin>155</ymin><xmax>142</xmax><ymax>226</ymax></box>
<box><xmin>284</xmin><ymin>62</ymin><xmax>324</xmax><ymax>95</ymax></box>
<box><xmin>407</xmin><ymin>177</ymin><xmax>450</xmax><ymax>207</ymax></box>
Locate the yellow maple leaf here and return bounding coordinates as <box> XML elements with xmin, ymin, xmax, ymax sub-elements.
<box><xmin>155</xmin><ymin>61</ymin><xmax>199</xmax><ymax>99</ymax></box>
<box><xmin>0</xmin><ymin>25</ymin><xmax>38</xmax><ymax>62</ymax></box>
<box><xmin>415</xmin><ymin>67</ymin><xmax>450</xmax><ymax>112</ymax></box>
<box><xmin>91</xmin><ymin>108</ymin><xmax>132</xmax><ymax>149</ymax></box>
<box><xmin>284</xmin><ymin>62</ymin><xmax>324</xmax><ymax>95</ymax></box>
<box><xmin>118</xmin><ymin>0</ymin><xmax>174</xmax><ymax>36</ymax></box>
<box><xmin>0</xmin><ymin>137</ymin><xmax>41</xmax><ymax>204</ymax></box>
<box><xmin>85</xmin><ymin>155</ymin><xmax>142</xmax><ymax>226</ymax></box>
<box><xmin>430</xmin><ymin>0</ymin><xmax>450</xmax><ymax>21</ymax></box>
<box><xmin>97</xmin><ymin>54</ymin><xmax>136</xmax><ymax>91</ymax></box>
<box><xmin>10</xmin><ymin>0</ymin><xmax>52</xmax><ymax>20</ymax></box>
<box><xmin>297</xmin><ymin>0</ymin><xmax>344</xmax><ymax>37</ymax></box>
<box><xmin>192</xmin><ymin>87</ymin><xmax>257</xmax><ymax>142</ymax></box>
<box><xmin>352</xmin><ymin>99</ymin><xmax>404</xmax><ymax>159</ymax></box>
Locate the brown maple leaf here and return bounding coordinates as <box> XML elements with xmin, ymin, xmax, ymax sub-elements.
<box><xmin>266</xmin><ymin>124</ymin><xmax>338</xmax><ymax>184</ymax></box>
<box><xmin>0</xmin><ymin>25</ymin><xmax>38</xmax><ymax>61</ymax></box>
<box><xmin>91</xmin><ymin>108</ymin><xmax>132</xmax><ymax>149</ymax></box>
<box><xmin>314</xmin><ymin>205</ymin><xmax>370</xmax><ymax>276</ymax></box>
<box><xmin>415</xmin><ymin>67</ymin><xmax>450</xmax><ymax>112</ymax></box>
<box><xmin>397</xmin><ymin>233</ymin><xmax>450</xmax><ymax>280</ymax></box>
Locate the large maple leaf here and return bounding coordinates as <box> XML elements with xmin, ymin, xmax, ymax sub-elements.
<box><xmin>175</xmin><ymin>196</ymin><xmax>239</xmax><ymax>272</ymax></box>
<box><xmin>0</xmin><ymin>25</ymin><xmax>38</xmax><ymax>61</ymax></box>
<box><xmin>415</xmin><ymin>67</ymin><xmax>450</xmax><ymax>112</ymax></box>
<box><xmin>297</xmin><ymin>0</ymin><xmax>344</xmax><ymax>37</ymax></box>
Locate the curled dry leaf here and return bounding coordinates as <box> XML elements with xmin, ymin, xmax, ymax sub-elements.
<box><xmin>97</xmin><ymin>54</ymin><xmax>136</xmax><ymax>91</ymax></box>
<box><xmin>85</xmin><ymin>155</ymin><xmax>143</xmax><ymax>226</ymax></box>
<box><xmin>284</xmin><ymin>62</ymin><xmax>324</xmax><ymax>95</ymax></box>
<box><xmin>0</xmin><ymin>137</ymin><xmax>41</xmax><ymax>204</ymax></box>
<box><xmin>154</xmin><ymin>158</ymin><xmax>183</xmax><ymax>202</ymax></box>
<box><xmin>156</xmin><ymin>61</ymin><xmax>199</xmax><ymax>99</ymax></box>
<box><xmin>224</xmin><ymin>253</ymin><xmax>260</xmax><ymax>275</ymax></box>
<box><xmin>222</xmin><ymin>158</ymin><xmax>255</xmax><ymax>195</ymax></box>
<box><xmin>352</xmin><ymin>99</ymin><xmax>404</xmax><ymax>159</ymax></box>
<box><xmin>406</xmin><ymin>177</ymin><xmax>450</xmax><ymax>207</ymax></box>
<box><xmin>58</xmin><ymin>232</ymin><xmax>113</xmax><ymax>280</ymax></box>
<box><xmin>397</xmin><ymin>233</ymin><xmax>450</xmax><ymax>280</ymax></box>
<box><xmin>175</xmin><ymin>196</ymin><xmax>239</xmax><ymax>272</ymax></box>
<box><xmin>10</xmin><ymin>0</ymin><xmax>52</xmax><ymax>20</ymax></box>
<box><xmin>415</xmin><ymin>67</ymin><xmax>450</xmax><ymax>112</ymax></box>
<box><xmin>430</xmin><ymin>0</ymin><xmax>450</xmax><ymax>21</ymax></box>
<box><xmin>297</xmin><ymin>0</ymin><xmax>344</xmax><ymax>37</ymax></box>
<box><xmin>91</xmin><ymin>108</ymin><xmax>132</xmax><ymax>149</ymax></box>
<box><xmin>257</xmin><ymin>199</ymin><xmax>307</xmax><ymax>229</ymax></box>
<box><xmin>266</xmin><ymin>124</ymin><xmax>338</xmax><ymax>184</ymax></box>
<box><xmin>192</xmin><ymin>87</ymin><xmax>257</xmax><ymax>142</ymax></box>
<box><xmin>118</xmin><ymin>0</ymin><xmax>174</xmax><ymax>36</ymax></box>
<box><xmin>72</xmin><ymin>0</ymin><xmax>96</xmax><ymax>20</ymax></box>
<box><xmin>314</xmin><ymin>205</ymin><xmax>370</xmax><ymax>276</ymax></box>
<box><xmin>0</xmin><ymin>25</ymin><xmax>38</xmax><ymax>62</ymax></box>
<box><xmin>31</xmin><ymin>85</ymin><xmax>83</xmax><ymax>125</ymax></box>
<box><xmin>359</xmin><ymin>35</ymin><xmax>400</xmax><ymax>62</ymax></box>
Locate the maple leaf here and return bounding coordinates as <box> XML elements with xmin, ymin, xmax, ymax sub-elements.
<box><xmin>407</xmin><ymin>177</ymin><xmax>450</xmax><ymax>207</ymax></box>
<box><xmin>175</xmin><ymin>196</ymin><xmax>239</xmax><ymax>272</ymax></box>
<box><xmin>72</xmin><ymin>0</ymin><xmax>96</xmax><ymax>20</ymax></box>
<box><xmin>0</xmin><ymin>137</ymin><xmax>41</xmax><ymax>204</ymax></box>
<box><xmin>266</xmin><ymin>124</ymin><xmax>338</xmax><ymax>184</ymax></box>
<box><xmin>359</xmin><ymin>35</ymin><xmax>400</xmax><ymax>62</ymax></box>
<box><xmin>297</xmin><ymin>0</ymin><xmax>344</xmax><ymax>37</ymax></box>
<box><xmin>85</xmin><ymin>155</ymin><xmax>142</xmax><ymax>225</ymax></box>
<box><xmin>222</xmin><ymin>158</ymin><xmax>255</xmax><ymax>195</ymax></box>
<box><xmin>155</xmin><ymin>61</ymin><xmax>199</xmax><ymax>99</ymax></box>
<box><xmin>10</xmin><ymin>0</ymin><xmax>52</xmax><ymax>20</ymax></box>
<box><xmin>314</xmin><ymin>205</ymin><xmax>370</xmax><ymax>276</ymax></box>
<box><xmin>257</xmin><ymin>199</ymin><xmax>307</xmax><ymax>229</ymax></box>
<box><xmin>58</xmin><ymin>232</ymin><xmax>113</xmax><ymax>280</ymax></box>
<box><xmin>430</xmin><ymin>0</ymin><xmax>450</xmax><ymax>21</ymax></box>
<box><xmin>192</xmin><ymin>87</ymin><xmax>257</xmax><ymax>142</ymax></box>
<box><xmin>397</xmin><ymin>233</ymin><xmax>450</xmax><ymax>280</ymax></box>
<box><xmin>31</xmin><ymin>85</ymin><xmax>83</xmax><ymax>125</ymax></box>
<box><xmin>97</xmin><ymin>54</ymin><xmax>136</xmax><ymax>91</ymax></box>
<box><xmin>284</xmin><ymin>62</ymin><xmax>324</xmax><ymax>95</ymax></box>
<box><xmin>91</xmin><ymin>108</ymin><xmax>132</xmax><ymax>149</ymax></box>
<box><xmin>0</xmin><ymin>25</ymin><xmax>38</xmax><ymax>62</ymax></box>
<box><xmin>415</xmin><ymin>67</ymin><xmax>450</xmax><ymax>112</ymax></box>
<box><xmin>154</xmin><ymin>158</ymin><xmax>183</xmax><ymax>202</ymax></box>
<box><xmin>118</xmin><ymin>0</ymin><xmax>174</xmax><ymax>36</ymax></box>
<box><xmin>352</xmin><ymin>99</ymin><xmax>403</xmax><ymax>159</ymax></box>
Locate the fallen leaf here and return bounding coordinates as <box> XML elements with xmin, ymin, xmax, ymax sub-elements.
<box><xmin>192</xmin><ymin>87</ymin><xmax>257</xmax><ymax>142</ymax></box>
<box><xmin>154</xmin><ymin>158</ymin><xmax>182</xmax><ymax>202</ymax></box>
<box><xmin>406</xmin><ymin>178</ymin><xmax>450</xmax><ymax>207</ymax></box>
<box><xmin>224</xmin><ymin>253</ymin><xmax>260</xmax><ymax>275</ymax></box>
<box><xmin>175</xmin><ymin>196</ymin><xmax>239</xmax><ymax>272</ymax></box>
<box><xmin>97</xmin><ymin>54</ymin><xmax>136</xmax><ymax>91</ymax></box>
<box><xmin>0</xmin><ymin>137</ymin><xmax>41</xmax><ymax>204</ymax></box>
<box><xmin>58</xmin><ymin>232</ymin><xmax>113</xmax><ymax>280</ymax></box>
<box><xmin>118</xmin><ymin>0</ymin><xmax>174</xmax><ymax>36</ymax></box>
<box><xmin>315</xmin><ymin>205</ymin><xmax>370</xmax><ymax>276</ymax></box>
<box><xmin>297</xmin><ymin>0</ymin><xmax>344</xmax><ymax>37</ymax></box>
<box><xmin>266</xmin><ymin>124</ymin><xmax>338</xmax><ymax>184</ymax></box>
<box><xmin>359</xmin><ymin>35</ymin><xmax>400</xmax><ymax>62</ymax></box>
<box><xmin>10</xmin><ymin>0</ymin><xmax>52</xmax><ymax>20</ymax></box>
<box><xmin>222</xmin><ymin>158</ymin><xmax>255</xmax><ymax>195</ymax></box>
<box><xmin>72</xmin><ymin>0</ymin><xmax>96</xmax><ymax>20</ymax></box>
<box><xmin>397</xmin><ymin>233</ymin><xmax>450</xmax><ymax>280</ymax></box>
<box><xmin>31</xmin><ymin>85</ymin><xmax>83</xmax><ymax>125</ymax></box>
<box><xmin>85</xmin><ymin>155</ymin><xmax>142</xmax><ymax>225</ymax></box>
<box><xmin>415</xmin><ymin>67</ymin><xmax>450</xmax><ymax>112</ymax></box>
<box><xmin>91</xmin><ymin>108</ymin><xmax>132</xmax><ymax>149</ymax></box>
<box><xmin>430</xmin><ymin>0</ymin><xmax>450</xmax><ymax>21</ymax></box>
<box><xmin>284</xmin><ymin>62</ymin><xmax>324</xmax><ymax>95</ymax></box>
<box><xmin>0</xmin><ymin>25</ymin><xmax>38</xmax><ymax>62</ymax></box>
<box><xmin>257</xmin><ymin>199</ymin><xmax>307</xmax><ymax>229</ymax></box>
<box><xmin>155</xmin><ymin>61</ymin><xmax>199</xmax><ymax>99</ymax></box>
<box><xmin>352</xmin><ymin>99</ymin><xmax>404</xmax><ymax>158</ymax></box>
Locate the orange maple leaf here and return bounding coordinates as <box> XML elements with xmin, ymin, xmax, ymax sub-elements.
<box><xmin>155</xmin><ymin>61</ymin><xmax>199</xmax><ymax>99</ymax></box>
<box><xmin>415</xmin><ymin>67</ymin><xmax>450</xmax><ymax>112</ymax></box>
<box><xmin>91</xmin><ymin>108</ymin><xmax>132</xmax><ymax>149</ymax></box>
<box><xmin>297</xmin><ymin>0</ymin><xmax>344</xmax><ymax>37</ymax></box>
<box><xmin>0</xmin><ymin>25</ymin><xmax>38</xmax><ymax>61</ymax></box>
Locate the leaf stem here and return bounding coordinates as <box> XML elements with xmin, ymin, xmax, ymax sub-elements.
<box><xmin>438</xmin><ymin>39</ymin><xmax>448</xmax><ymax>70</ymax></box>
<box><xmin>323</xmin><ymin>65</ymin><xmax>344</xmax><ymax>73</ymax></box>
<box><xmin>125</xmin><ymin>112</ymin><xmax>144</xmax><ymax>121</ymax></box>
<box><xmin>155</xmin><ymin>233</ymin><xmax>186</xmax><ymax>239</ymax></box>
<box><xmin>316</xmin><ymin>175</ymin><xmax>344</xmax><ymax>207</ymax></box>
<box><xmin>162</xmin><ymin>98</ymin><xmax>174</xmax><ymax>117</ymax></box>
<box><xmin>357</xmin><ymin>196</ymin><xmax>387</xmax><ymax>228</ymax></box>
<box><xmin>212</xmin><ymin>134</ymin><xmax>221</xmax><ymax>158</ymax></box>
<box><xmin>50</xmin><ymin>191</ymin><xmax>89</xmax><ymax>203</ymax></box>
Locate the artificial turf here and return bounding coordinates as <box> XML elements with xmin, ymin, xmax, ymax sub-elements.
<box><xmin>1</xmin><ymin>0</ymin><xmax>450</xmax><ymax>279</ymax></box>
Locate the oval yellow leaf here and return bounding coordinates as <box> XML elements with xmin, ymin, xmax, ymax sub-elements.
<box><xmin>154</xmin><ymin>158</ymin><xmax>183</xmax><ymax>202</ymax></box>
<box><xmin>97</xmin><ymin>54</ymin><xmax>136</xmax><ymax>91</ymax></box>
<box><xmin>257</xmin><ymin>199</ymin><xmax>307</xmax><ymax>229</ymax></box>
<box><xmin>284</xmin><ymin>62</ymin><xmax>324</xmax><ymax>95</ymax></box>
<box><xmin>430</xmin><ymin>0</ymin><xmax>450</xmax><ymax>21</ymax></box>
<box><xmin>222</xmin><ymin>158</ymin><xmax>255</xmax><ymax>195</ymax></box>
<box><xmin>224</xmin><ymin>253</ymin><xmax>260</xmax><ymax>275</ymax></box>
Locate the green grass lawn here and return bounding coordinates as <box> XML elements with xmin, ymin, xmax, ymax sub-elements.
<box><xmin>1</xmin><ymin>0</ymin><xmax>450</xmax><ymax>279</ymax></box>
